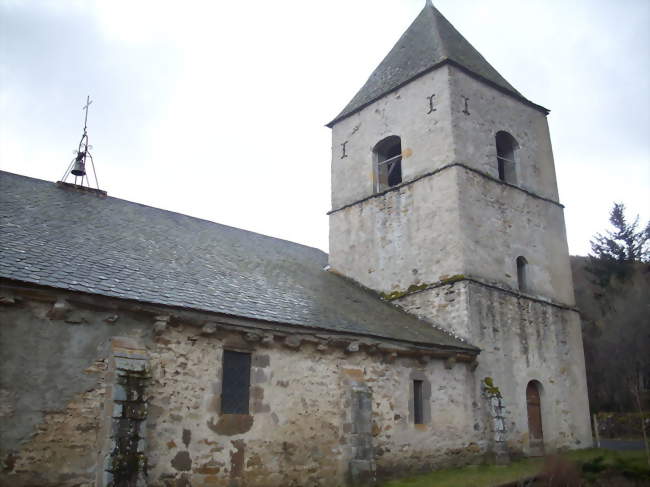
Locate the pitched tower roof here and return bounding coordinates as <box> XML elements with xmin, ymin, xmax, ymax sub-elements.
<box><xmin>328</xmin><ymin>1</ymin><xmax>546</xmax><ymax>126</ymax></box>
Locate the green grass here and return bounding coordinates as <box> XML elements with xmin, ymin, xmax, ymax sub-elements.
<box><xmin>380</xmin><ymin>458</ymin><xmax>542</xmax><ymax>487</ymax></box>
<box><xmin>379</xmin><ymin>449</ymin><xmax>649</xmax><ymax>487</ymax></box>
<box><xmin>564</xmin><ymin>448</ymin><xmax>649</xmax><ymax>470</ymax></box>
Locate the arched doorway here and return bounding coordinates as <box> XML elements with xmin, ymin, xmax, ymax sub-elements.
<box><xmin>526</xmin><ymin>381</ymin><xmax>544</xmax><ymax>455</ymax></box>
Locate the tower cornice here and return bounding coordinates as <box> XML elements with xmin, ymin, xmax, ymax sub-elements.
<box><xmin>383</xmin><ymin>274</ymin><xmax>579</xmax><ymax>314</ymax></box>
<box><xmin>327</xmin><ymin>162</ymin><xmax>563</xmax><ymax>215</ymax></box>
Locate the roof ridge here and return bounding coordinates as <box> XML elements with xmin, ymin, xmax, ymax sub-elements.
<box><xmin>429</xmin><ymin>4</ymin><xmax>451</xmax><ymax>60</ymax></box>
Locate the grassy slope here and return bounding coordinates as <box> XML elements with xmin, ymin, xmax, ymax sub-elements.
<box><xmin>380</xmin><ymin>449</ymin><xmax>649</xmax><ymax>487</ymax></box>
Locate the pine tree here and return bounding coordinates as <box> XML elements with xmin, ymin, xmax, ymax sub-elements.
<box><xmin>590</xmin><ymin>203</ymin><xmax>650</xmax><ymax>263</ymax></box>
<box><xmin>588</xmin><ymin>203</ymin><xmax>650</xmax><ymax>285</ymax></box>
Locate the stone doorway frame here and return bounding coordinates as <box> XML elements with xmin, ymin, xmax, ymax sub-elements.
<box><xmin>526</xmin><ymin>380</ymin><xmax>545</xmax><ymax>456</ymax></box>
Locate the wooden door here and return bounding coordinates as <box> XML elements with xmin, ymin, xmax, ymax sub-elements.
<box><xmin>526</xmin><ymin>381</ymin><xmax>544</xmax><ymax>454</ymax></box>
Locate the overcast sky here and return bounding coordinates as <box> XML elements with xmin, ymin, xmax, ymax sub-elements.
<box><xmin>1</xmin><ymin>0</ymin><xmax>648</xmax><ymax>256</ymax></box>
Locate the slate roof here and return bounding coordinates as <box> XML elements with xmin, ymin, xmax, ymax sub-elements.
<box><xmin>328</xmin><ymin>1</ymin><xmax>536</xmax><ymax>126</ymax></box>
<box><xmin>0</xmin><ymin>171</ymin><xmax>476</xmax><ymax>351</ymax></box>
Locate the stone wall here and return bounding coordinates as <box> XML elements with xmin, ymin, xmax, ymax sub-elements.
<box><xmin>329</xmin><ymin>169</ymin><xmax>464</xmax><ymax>295</ymax></box>
<box><xmin>397</xmin><ymin>279</ymin><xmax>472</xmax><ymax>339</ymax></box>
<box><xmin>446</xmin><ymin>66</ymin><xmax>559</xmax><ymax>203</ymax></box>
<box><xmin>330</xmin><ymin>66</ymin><xmax>455</xmax><ymax>210</ymax></box>
<box><xmin>0</xmin><ymin>292</ymin><xmax>134</xmax><ymax>486</ymax></box>
<box><xmin>455</xmin><ymin>167</ymin><xmax>575</xmax><ymax>304</ymax></box>
<box><xmin>143</xmin><ymin>325</ymin><xmax>348</xmax><ymax>486</ymax></box>
<box><xmin>397</xmin><ymin>279</ymin><xmax>593</xmax><ymax>456</ymax></box>
<box><xmin>329</xmin><ymin>162</ymin><xmax>575</xmax><ymax>305</ymax></box>
<box><xmin>145</xmin><ymin>325</ymin><xmax>485</xmax><ymax>486</ymax></box>
<box><xmin>0</xmin><ymin>284</ymin><xmax>484</xmax><ymax>486</ymax></box>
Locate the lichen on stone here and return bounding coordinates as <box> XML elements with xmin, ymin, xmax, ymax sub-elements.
<box><xmin>380</xmin><ymin>275</ymin><xmax>466</xmax><ymax>300</ymax></box>
<box><xmin>440</xmin><ymin>274</ymin><xmax>465</xmax><ymax>285</ymax></box>
<box><xmin>380</xmin><ymin>283</ymin><xmax>431</xmax><ymax>300</ymax></box>
<box><xmin>483</xmin><ymin>377</ymin><xmax>502</xmax><ymax>398</ymax></box>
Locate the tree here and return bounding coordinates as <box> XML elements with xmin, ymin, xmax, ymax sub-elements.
<box><xmin>579</xmin><ymin>203</ymin><xmax>650</xmax><ymax>415</ymax></box>
<box><xmin>590</xmin><ymin>202</ymin><xmax>650</xmax><ymax>264</ymax></box>
<box><xmin>588</xmin><ymin>203</ymin><xmax>650</xmax><ymax>285</ymax></box>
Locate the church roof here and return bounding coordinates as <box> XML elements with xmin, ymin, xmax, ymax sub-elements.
<box><xmin>328</xmin><ymin>2</ymin><xmax>544</xmax><ymax>127</ymax></box>
<box><xmin>0</xmin><ymin>171</ymin><xmax>476</xmax><ymax>352</ymax></box>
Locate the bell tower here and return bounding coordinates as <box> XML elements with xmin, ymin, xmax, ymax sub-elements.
<box><xmin>327</xmin><ymin>2</ymin><xmax>592</xmax><ymax>455</ymax></box>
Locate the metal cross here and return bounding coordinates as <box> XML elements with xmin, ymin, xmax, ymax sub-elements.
<box><xmin>82</xmin><ymin>95</ymin><xmax>93</xmax><ymax>130</ymax></box>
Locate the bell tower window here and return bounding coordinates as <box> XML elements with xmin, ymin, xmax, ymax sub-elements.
<box><xmin>496</xmin><ymin>131</ymin><xmax>518</xmax><ymax>184</ymax></box>
<box><xmin>373</xmin><ymin>135</ymin><xmax>402</xmax><ymax>192</ymax></box>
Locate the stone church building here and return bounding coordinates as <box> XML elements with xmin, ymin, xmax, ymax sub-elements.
<box><xmin>0</xmin><ymin>2</ymin><xmax>592</xmax><ymax>486</ymax></box>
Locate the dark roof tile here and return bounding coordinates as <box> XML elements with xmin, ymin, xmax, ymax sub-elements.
<box><xmin>0</xmin><ymin>171</ymin><xmax>476</xmax><ymax>351</ymax></box>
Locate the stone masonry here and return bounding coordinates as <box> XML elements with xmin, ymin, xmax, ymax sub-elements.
<box><xmin>0</xmin><ymin>285</ymin><xmax>482</xmax><ymax>486</ymax></box>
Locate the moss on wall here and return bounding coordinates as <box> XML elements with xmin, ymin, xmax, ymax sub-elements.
<box><xmin>380</xmin><ymin>275</ymin><xmax>465</xmax><ymax>301</ymax></box>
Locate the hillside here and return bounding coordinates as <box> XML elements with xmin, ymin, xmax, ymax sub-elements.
<box><xmin>571</xmin><ymin>256</ymin><xmax>650</xmax><ymax>412</ymax></box>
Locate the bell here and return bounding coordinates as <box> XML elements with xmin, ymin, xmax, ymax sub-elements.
<box><xmin>71</xmin><ymin>152</ymin><xmax>86</xmax><ymax>176</ymax></box>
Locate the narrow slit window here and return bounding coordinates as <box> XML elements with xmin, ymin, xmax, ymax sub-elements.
<box><xmin>496</xmin><ymin>131</ymin><xmax>518</xmax><ymax>184</ymax></box>
<box><xmin>413</xmin><ymin>380</ymin><xmax>424</xmax><ymax>424</ymax></box>
<box><xmin>374</xmin><ymin>135</ymin><xmax>402</xmax><ymax>192</ymax></box>
<box><xmin>517</xmin><ymin>256</ymin><xmax>528</xmax><ymax>292</ymax></box>
<box><xmin>221</xmin><ymin>350</ymin><xmax>251</xmax><ymax>414</ymax></box>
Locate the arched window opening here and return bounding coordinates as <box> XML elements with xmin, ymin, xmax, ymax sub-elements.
<box><xmin>526</xmin><ymin>380</ymin><xmax>544</xmax><ymax>455</ymax></box>
<box><xmin>374</xmin><ymin>135</ymin><xmax>402</xmax><ymax>192</ymax></box>
<box><xmin>516</xmin><ymin>256</ymin><xmax>528</xmax><ymax>292</ymax></box>
<box><xmin>496</xmin><ymin>131</ymin><xmax>518</xmax><ymax>184</ymax></box>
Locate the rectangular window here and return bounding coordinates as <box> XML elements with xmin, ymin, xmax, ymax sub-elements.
<box><xmin>221</xmin><ymin>350</ymin><xmax>251</xmax><ymax>414</ymax></box>
<box><xmin>413</xmin><ymin>380</ymin><xmax>424</xmax><ymax>424</ymax></box>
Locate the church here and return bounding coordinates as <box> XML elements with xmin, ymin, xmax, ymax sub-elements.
<box><xmin>0</xmin><ymin>2</ymin><xmax>592</xmax><ymax>486</ymax></box>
